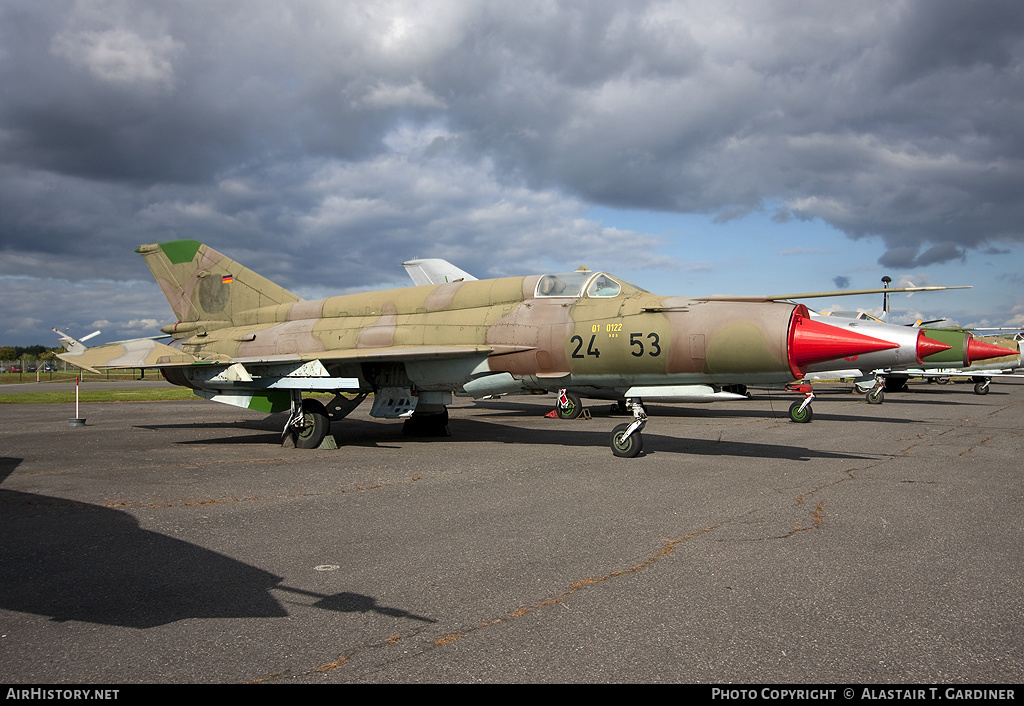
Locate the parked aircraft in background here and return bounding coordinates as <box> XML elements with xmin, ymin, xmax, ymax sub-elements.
<box><xmin>853</xmin><ymin>331</ymin><xmax>1021</xmax><ymax>399</ymax></box>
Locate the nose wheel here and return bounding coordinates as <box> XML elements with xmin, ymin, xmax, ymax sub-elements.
<box><xmin>788</xmin><ymin>399</ymin><xmax>813</xmax><ymax>423</ymax></box>
<box><xmin>785</xmin><ymin>384</ymin><xmax>815</xmax><ymax>423</ymax></box>
<box><xmin>609</xmin><ymin>399</ymin><xmax>647</xmax><ymax>457</ymax></box>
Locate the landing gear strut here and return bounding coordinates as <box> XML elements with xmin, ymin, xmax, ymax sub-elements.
<box><xmin>284</xmin><ymin>396</ymin><xmax>330</xmax><ymax>449</ymax></box>
<box><xmin>785</xmin><ymin>383</ymin><xmax>815</xmax><ymax>423</ymax></box>
<box><xmin>555</xmin><ymin>389</ymin><xmax>584</xmax><ymax>419</ymax></box>
<box><xmin>609</xmin><ymin>399</ymin><xmax>647</xmax><ymax>457</ymax></box>
<box><xmin>283</xmin><ymin>391</ymin><xmax>369</xmax><ymax>449</ymax></box>
<box><xmin>865</xmin><ymin>375</ymin><xmax>885</xmax><ymax>404</ymax></box>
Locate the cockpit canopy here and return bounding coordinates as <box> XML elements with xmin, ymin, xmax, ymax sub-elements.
<box><xmin>534</xmin><ymin>272</ymin><xmax>643</xmax><ymax>299</ymax></box>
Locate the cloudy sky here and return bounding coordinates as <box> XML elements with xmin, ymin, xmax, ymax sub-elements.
<box><xmin>2</xmin><ymin>0</ymin><xmax>1023</xmax><ymax>347</ymax></box>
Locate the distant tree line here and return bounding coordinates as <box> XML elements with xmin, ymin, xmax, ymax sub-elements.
<box><xmin>1</xmin><ymin>345</ymin><xmax>60</xmax><ymax>363</ymax></box>
<box><xmin>1</xmin><ymin>345</ymin><xmax>54</xmax><ymax>358</ymax></box>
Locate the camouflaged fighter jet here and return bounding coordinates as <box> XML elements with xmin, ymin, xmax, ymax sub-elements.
<box><xmin>56</xmin><ymin>240</ymin><xmax>913</xmax><ymax>457</ymax></box>
<box><xmin>403</xmin><ymin>258</ymin><xmax>978</xmax><ymax>424</ymax></box>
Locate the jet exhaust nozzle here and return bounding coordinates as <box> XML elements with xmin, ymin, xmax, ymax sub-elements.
<box><xmin>965</xmin><ymin>337</ymin><xmax>1019</xmax><ymax>366</ymax></box>
<box><xmin>915</xmin><ymin>332</ymin><xmax>953</xmax><ymax>363</ymax></box>
<box><xmin>788</xmin><ymin>307</ymin><xmax>899</xmax><ymax>378</ymax></box>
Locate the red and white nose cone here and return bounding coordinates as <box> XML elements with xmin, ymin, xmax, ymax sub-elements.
<box><xmin>965</xmin><ymin>337</ymin><xmax>1019</xmax><ymax>366</ymax></box>
<box><xmin>916</xmin><ymin>332</ymin><xmax>952</xmax><ymax>363</ymax></box>
<box><xmin>788</xmin><ymin>308</ymin><xmax>899</xmax><ymax>378</ymax></box>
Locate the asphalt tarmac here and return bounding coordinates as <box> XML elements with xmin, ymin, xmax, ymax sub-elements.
<box><xmin>1</xmin><ymin>380</ymin><xmax>1022</xmax><ymax>684</ymax></box>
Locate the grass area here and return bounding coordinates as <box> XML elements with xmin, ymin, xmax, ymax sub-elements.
<box><xmin>0</xmin><ymin>387</ymin><xmax>197</xmax><ymax>404</ymax></box>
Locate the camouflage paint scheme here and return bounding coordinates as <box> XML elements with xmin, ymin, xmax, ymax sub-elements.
<box><xmin>918</xmin><ymin>329</ymin><xmax>1021</xmax><ymax>369</ymax></box>
<box><xmin>57</xmin><ymin>240</ymin><xmax>900</xmax><ymax>453</ymax></box>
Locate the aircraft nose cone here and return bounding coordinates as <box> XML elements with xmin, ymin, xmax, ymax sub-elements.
<box><xmin>965</xmin><ymin>337</ymin><xmax>1020</xmax><ymax>365</ymax></box>
<box><xmin>788</xmin><ymin>313</ymin><xmax>899</xmax><ymax>375</ymax></box>
<box><xmin>916</xmin><ymin>332</ymin><xmax>953</xmax><ymax>363</ymax></box>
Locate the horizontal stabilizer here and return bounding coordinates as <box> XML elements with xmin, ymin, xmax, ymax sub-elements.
<box><xmin>56</xmin><ymin>338</ymin><xmax>198</xmax><ymax>374</ymax></box>
<box><xmin>51</xmin><ymin>328</ymin><xmax>101</xmax><ymax>354</ymax></box>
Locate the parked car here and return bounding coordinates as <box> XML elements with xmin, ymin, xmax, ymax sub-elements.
<box><xmin>9</xmin><ymin>365</ymin><xmax>21</xmax><ymax>373</ymax></box>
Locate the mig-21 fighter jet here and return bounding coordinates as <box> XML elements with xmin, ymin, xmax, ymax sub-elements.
<box><xmin>57</xmin><ymin>240</ymin><xmax>912</xmax><ymax>456</ymax></box>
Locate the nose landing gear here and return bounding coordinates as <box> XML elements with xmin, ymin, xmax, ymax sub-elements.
<box><xmin>609</xmin><ymin>399</ymin><xmax>647</xmax><ymax>457</ymax></box>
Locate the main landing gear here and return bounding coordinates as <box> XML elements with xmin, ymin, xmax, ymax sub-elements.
<box><xmin>551</xmin><ymin>390</ymin><xmax>628</xmax><ymax>419</ymax></box>
<box><xmin>609</xmin><ymin>399</ymin><xmax>647</xmax><ymax>457</ymax></box>
<box><xmin>285</xmin><ymin>397</ymin><xmax>330</xmax><ymax>449</ymax></box>
<box><xmin>283</xmin><ymin>391</ymin><xmax>369</xmax><ymax>449</ymax></box>
<box><xmin>555</xmin><ymin>389</ymin><xmax>584</xmax><ymax>419</ymax></box>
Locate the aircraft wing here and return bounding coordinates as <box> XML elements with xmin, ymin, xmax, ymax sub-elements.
<box><xmin>701</xmin><ymin>285</ymin><xmax>971</xmax><ymax>302</ymax></box>
<box><xmin>891</xmin><ymin>369</ymin><xmax>1024</xmax><ymax>380</ymax></box>
<box><xmin>401</xmin><ymin>259</ymin><xmax>971</xmax><ymax>304</ymax></box>
<box><xmin>55</xmin><ymin>332</ymin><xmax>528</xmax><ymax>374</ymax></box>
<box><xmin>225</xmin><ymin>344</ymin><xmax>525</xmax><ymax>366</ymax></box>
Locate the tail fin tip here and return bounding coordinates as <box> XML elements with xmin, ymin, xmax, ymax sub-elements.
<box><xmin>136</xmin><ymin>240</ymin><xmax>203</xmax><ymax>265</ymax></box>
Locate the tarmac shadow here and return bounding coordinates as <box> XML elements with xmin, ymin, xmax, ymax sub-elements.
<box><xmin>0</xmin><ymin>457</ymin><xmax>430</xmax><ymax>628</ymax></box>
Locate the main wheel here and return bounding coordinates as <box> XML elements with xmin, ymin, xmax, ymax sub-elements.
<box><xmin>788</xmin><ymin>400</ymin><xmax>813</xmax><ymax>423</ymax></box>
<box><xmin>556</xmin><ymin>391</ymin><xmax>583</xmax><ymax>420</ymax></box>
<box><xmin>866</xmin><ymin>388</ymin><xmax>884</xmax><ymax>405</ymax></box>
<box><xmin>610</xmin><ymin>423</ymin><xmax>643</xmax><ymax>458</ymax></box>
<box><xmin>293</xmin><ymin>398</ymin><xmax>329</xmax><ymax>449</ymax></box>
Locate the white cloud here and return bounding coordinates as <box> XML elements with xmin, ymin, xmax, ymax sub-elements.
<box><xmin>358</xmin><ymin>81</ymin><xmax>447</xmax><ymax>109</ymax></box>
<box><xmin>51</xmin><ymin>27</ymin><xmax>180</xmax><ymax>91</ymax></box>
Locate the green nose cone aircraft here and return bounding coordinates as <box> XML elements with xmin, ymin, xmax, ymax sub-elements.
<box><xmin>56</xmin><ymin>240</ymin><xmax>909</xmax><ymax>456</ymax></box>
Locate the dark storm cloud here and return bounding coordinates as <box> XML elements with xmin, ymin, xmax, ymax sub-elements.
<box><xmin>0</xmin><ymin>1</ymin><xmax>402</xmax><ymax>184</ymax></box>
<box><xmin>429</xmin><ymin>1</ymin><xmax>1024</xmax><ymax>264</ymax></box>
<box><xmin>1</xmin><ymin>0</ymin><xmax>1022</xmax><ymax>343</ymax></box>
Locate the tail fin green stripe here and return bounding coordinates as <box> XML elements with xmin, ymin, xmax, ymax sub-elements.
<box><xmin>157</xmin><ymin>240</ymin><xmax>203</xmax><ymax>265</ymax></box>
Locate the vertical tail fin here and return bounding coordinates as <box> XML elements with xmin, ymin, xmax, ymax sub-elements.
<box><xmin>136</xmin><ymin>240</ymin><xmax>301</xmax><ymax>327</ymax></box>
